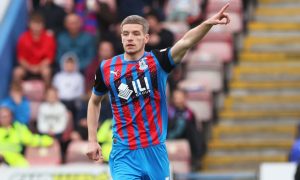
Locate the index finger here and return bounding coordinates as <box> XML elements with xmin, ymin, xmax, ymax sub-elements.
<box><xmin>219</xmin><ymin>3</ymin><xmax>230</xmax><ymax>14</ymax></box>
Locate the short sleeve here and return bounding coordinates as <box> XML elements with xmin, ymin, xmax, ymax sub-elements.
<box><xmin>93</xmin><ymin>66</ymin><xmax>108</xmax><ymax>96</ymax></box>
<box><xmin>152</xmin><ymin>48</ymin><xmax>176</xmax><ymax>73</ymax></box>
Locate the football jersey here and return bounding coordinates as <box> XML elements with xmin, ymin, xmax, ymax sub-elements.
<box><xmin>93</xmin><ymin>48</ymin><xmax>176</xmax><ymax>150</ymax></box>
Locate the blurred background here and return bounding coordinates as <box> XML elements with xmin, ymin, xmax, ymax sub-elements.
<box><xmin>0</xmin><ymin>0</ymin><xmax>299</xmax><ymax>179</ymax></box>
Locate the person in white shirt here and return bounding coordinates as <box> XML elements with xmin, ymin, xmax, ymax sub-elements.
<box><xmin>37</xmin><ymin>87</ymin><xmax>68</xmax><ymax>135</ymax></box>
<box><xmin>53</xmin><ymin>52</ymin><xmax>85</xmax><ymax>123</ymax></box>
<box><xmin>37</xmin><ymin>86</ymin><xmax>70</xmax><ymax>162</ymax></box>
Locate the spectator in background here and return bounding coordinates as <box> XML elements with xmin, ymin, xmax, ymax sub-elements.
<box><xmin>56</xmin><ymin>13</ymin><xmax>96</xmax><ymax>71</ymax></box>
<box><xmin>37</xmin><ymin>87</ymin><xmax>68</xmax><ymax>137</ymax></box>
<box><xmin>13</xmin><ymin>12</ymin><xmax>56</xmax><ymax>86</ymax></box>
<box><xmin>74</xmin><ymin>0</ymin><xmax>99</xmax><ymax>36</ymax></box>
<box><xmin>0</xmin><ymin>107</ymin><xmax>53</xmax><ymax>167</ymax></box>
<box><xmin>37</xmin><ymin>87</ymin><xmax>70</xmax><ymax>162</ymax></box>
<box><xmin>37</xmin><ymin>0</ymin><xmax>66</xmax><ymax>35</ymax></box>
<box><xmin>168</xmin><ymin>88</ymin><xmax>206</xmax><ymax>170</ymax></box>
<box><xmin>0</xmin><ymin>83</ymin><xmax>30</xmax><ymax>126</ymax></box>
<box><xmin>53</xmin><ymin>52</ymin><xmax>85</xmax><ymax>124</ymax></box>
<box><xmin>85</xmin><ymin>40</ymin><xmax>115</xmax><ymax>91</ymax></box>
<box><xmin>145</xmin><ymin>11</ymin><xmax>174</xmax><ymax>51</ymax></box>
<box><xmin>95</xmin><ymin>0</ymin><xmax>117</xmax><ymax>41</ymax></box>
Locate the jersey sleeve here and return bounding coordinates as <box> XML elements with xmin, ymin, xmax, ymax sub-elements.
<box><xmin>152</xmin><ymin>48</ymin><xmax>176</xmax><ymax>73</ymax></box>
<box><xmin>93</xmin><ymin>66</ymin><xmax>108</xmax><ymax>96</ymax></box>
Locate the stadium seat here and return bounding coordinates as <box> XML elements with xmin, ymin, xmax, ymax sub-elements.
<box><xmin>202</xmin><ymin>32</ymin><xmax>233</xmax><ymax>45</ymax></box>
<box><xmin>65</xmin><ymin>140</ymin><xmax>93</xmax><ymax>164</ymax></box>
<box><xmin>186</xmin><ymin>68</ymin><xmax>223</xmax><ymax>92</ymax></box>
<box><xmin>178</xmin><ymin>81</ymin><xmax>213</xmax><ymax>122</ymax></box>
<box><xmin>25</xmin><ymin>139</ymin><xmax>61</xmax><ymax>166</ymax></box>
<box><xmin>197</xmin><ymin>41</ymin><xmax>233</xmax><ymax>63</ymax></box>
<box><xmin>166</xmin><ymin>139</ymin><xmax>191</xmax><ymax>173</ymax></box>
<box><xmin>22</xmin><ymin>80</ymin><xmax>46</xmax><ymax>101</ymax></box>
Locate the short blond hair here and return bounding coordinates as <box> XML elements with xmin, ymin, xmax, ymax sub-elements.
<box><xmin>121</xmin><ymin>15</ymin><xmax>149</xmax><ymax>34</ymax></box>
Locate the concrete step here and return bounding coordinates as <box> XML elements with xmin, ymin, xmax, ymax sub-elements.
<box><xmin>221</xmin><ymin>110</ymin><xmax>300</xmax><ymax>119</ymax></box>
<box><xmin>203</xmin><ymin>154</ymin><xmax>287</xmax><ymax>172</ymax></box>
<box><xmin>242</xmin><ymin>36</ymin><xmax>300</xmax><ymax>52</ymax></box>
<box><xmin>259</xmin><ymin>0</ymin><xmax>300</xmax><ymax>7</ymax></box>
<box><xmin>239</xmin><ymin>52</ymin><xmax>300</xmax><ymax>62</ymax></box>
<box><xmin>249</xmin><ymin>22</ymin><xmax>300</xmax><ymax>31</ymax></box>
<box><xmin>239</xmin><ymin>61</ymin><xmax>300</xmax><ymax>68</ymax></box>
<box><xmin>230</xmin><ymin>81</ymin><xmax>300</xmax><ymax>89</ymax></box>
<box><xmin>255</xmin><ymin>16</ymin><xmax>300</xmax><ymax>23</ymax></box>
<box><xmin>234</xmin><ymin>66</ymin><xmax>300</xmax><ymax>74</ymax></box>
<box><xmin>255</xmin><ymin>7</ymin><xmax>300</xmax><ymax>23</ymax></box>
<box><xmin>209</xmin><ymin>139</ymin><xmax>292</xmax><ymax>150</ymax></box>
<box><xmin>212</xmin><ymin>125</ymin><xmax>297</xmax><ymax>141</ymax></box>
<box><xmin>232</xmin><ymin>67</ymin><xmax>300</xmax><ymax>82</ymax></box>
<box><xmin>249</xmin><ymin>31</ymin><xmax>300</xmax><ymax>37</ymax></box>
<box><xmin>244</xmin><ymin>36</ymin><xmax>300</xmax><ymax>48</ymax></box>
<box><xmin>256</xmin><ymin>7</ymin><xmax>300</xmax><ymax>16</ymax></box>
<box><xmin>224</xmin><ymin>95</ymin><xmax>300</xmax><ymax>111</ymax></box>
<box><xmin>231</xmin><ymin>89</ymin><xmax>300</xmax><ymax>97</ymax></box>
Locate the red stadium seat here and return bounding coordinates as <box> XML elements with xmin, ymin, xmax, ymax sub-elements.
<box><xmin>186</xmin><ymin>65</ymin><xmax>223</xmax><ymax>92</ymax></box>
<box><xmin>65</xmin><ymin>140</ymin><xmax>93</xmax><ymax>164</ymax></box>
<box><xmin>25</xmin><ymin>139</ymin><xmax>61</xmax><ymax>166</ymax></box>
<box><xmin>202</xmin><ymin>32</ymin><xmax>233</xmax><ymax>45</ymax></box>
<box><xmin>22</xmin><ymin>80</ymin><xmax>46</xmax><ymax>101</ymax></box>
<box><xmin>178</xmin><ymin>81</ymin><xmax>213</xmax><ymax>122</ymax></box>
<box><xmin>197</xmin><ymin>41</ymin><xmax>233</xmax><ymax>63</ymax></box>
<box><xmin>166</xmin><ymin>139</ymin><xmax>191</xmax><ymax>173</ymax></box>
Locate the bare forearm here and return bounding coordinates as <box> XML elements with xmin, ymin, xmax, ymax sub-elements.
<box><xmin>181</xmin><ymin>21</ymin><xmax>212</xmax><ymax>49</ymax></box>
<box><xmin>87</xmin><ymin>98</ymin><xmax>101</xmax><ymax>142</ymax></box>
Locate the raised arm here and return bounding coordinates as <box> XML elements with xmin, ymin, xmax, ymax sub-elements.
<box><xmin>86</xmin><ymin>93</ymin><xmax>105</xmax><ymax>162</ymax></box>
<box><xmin>171</xmin><ymin>3</ymin><xmax>230</xmax><ymax>63</ymax></box>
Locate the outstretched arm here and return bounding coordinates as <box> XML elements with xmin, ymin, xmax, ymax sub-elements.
<box><xmin>171</xmin><ymin>3</ymin><xmax>230</xmax><ymax>63</ymax></box>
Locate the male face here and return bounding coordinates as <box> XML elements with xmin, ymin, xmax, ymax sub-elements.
<box><xmin>121</xmin><ymin>24</ymin><xmax>149</xmax><ymax>56</ymax></box>
<box><xmin>98</xmin><ymin>41</ymin><xmax>114</xmax><ymax>60</ymax></box>
<box><xmin>0</xmin><ymin>108</ymin><xmax>12</xmax><ymax>127</ymax></box>
<box><xmin>173</xmin><ymin>90</ymin><xmax>186</xmax><ymax>108</ymax></box>
<box><xmin>29</xmin><ymin>21</ymin><xmax>44</xmax><ymax>36</ymax></box>
<box><xmin>65</xmin><ymin>14</ymin><xmax>82</xmax><ymax>35</ymax></box>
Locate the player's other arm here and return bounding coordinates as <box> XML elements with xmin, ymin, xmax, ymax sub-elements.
<box><xmin>86</xmin><ymin>66</ymin><xmax>108</xmax><ymax>162</ymax></box>
<box><xmin>171</xmin><ymin>3</ymin><xmax>230</xmax><ymax>63</ymax></box>
<box><xmin>86</xmin><ymin>93</ymin><xmax>105</xmax><ymax>162</ymax></box>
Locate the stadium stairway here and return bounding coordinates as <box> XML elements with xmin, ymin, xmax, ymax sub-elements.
<box><xmin>202</xmin><ymin>0</ymin><xmax>300</xmax><ymax>173</ymax></box>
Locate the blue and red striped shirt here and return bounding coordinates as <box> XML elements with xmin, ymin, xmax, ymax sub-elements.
<box><xmin>93</xmin><ymin>48</ymin><xmax>176</xmax><ymax>150</ymax></box>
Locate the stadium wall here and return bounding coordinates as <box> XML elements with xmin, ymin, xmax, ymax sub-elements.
<box><xmin>0</xmin><ymin>0</ymin><xmax>27</xmax><ymax>99</ymax></box>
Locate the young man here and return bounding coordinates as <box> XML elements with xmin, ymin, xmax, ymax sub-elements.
<box><xmin>87</xmin><ymin>4</ymin><xmax>230</xmax><ymax>179</ymax></box>
<box><xmin>14</xmin><ymin>12</ymin><xmax>56</xmax><ymax>86</ymax></box>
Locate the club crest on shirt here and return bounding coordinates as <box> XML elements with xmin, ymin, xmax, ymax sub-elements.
<box><xmin>138</xmin><ymin>58</ymin><xmax>148</xmax><ymax>71</ymax></box>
